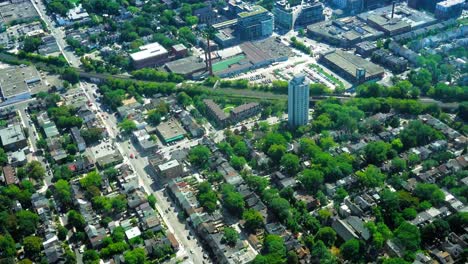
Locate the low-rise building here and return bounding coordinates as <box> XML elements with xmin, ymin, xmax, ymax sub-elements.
<box><xmin>157</xmin><ymin>159</ymin><xmax>184</xmax><ymax>179</ymax></box>
<box><xmin>0</xmin><ymin>125</ymin><xmax>27</xmax><ymax>151</ymax></box>
<box><xmin>71</xmin><ymin>127</ymin><xmax>86</xmax><ymax>152</ymax></box>
<box><xmin>130</xmin><ymin>42</ymin><xmax>169</xmax><ymax>69</ymax></box>
<box><xmin>156</xmin><ymin>118</ymin><xmax>186</xmax><ymax>144</ymax></box>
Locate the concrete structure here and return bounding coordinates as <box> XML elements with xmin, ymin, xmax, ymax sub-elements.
<box><xmin>288</xmin><ymin>74</ymin><xmax>310</xmax><ymax>128</ymax></box>
<box><xmin>0</xmin><ymin>66</ymin><xmax>43</xmax><ymax>104</ymax></box>
<box><xmin>237</xmin><ymin>5</ymin><xmax>274</xmax><ymax>41</ymax></box>
<box><xmin>164</xmin><ymin>56</ymin><xmax>207</xmax><ymax>79</ymax></box>
<box><xmin>158</xmin><ymin>160</ymin><xmax>184</xmax><ymax>179</ymax></box>
<box><xmin>307</xmin><ymin>17</ymin><xmax>384</xmax><ymax>47</ymax></box>
<box><xmin>130</xmin><ymin>42</ymin><xmax>169</xmax><ymax>69</ymax></box>
<box><xmin>355</xmin><ymin>41</ymin><xmax>378</xmax><ymax>57</ymax></box>
<box><xmin>435</xmin><ymin>0</ymin><xmax>465</xmax><ymax>19</ymax></box>
<box><xmin>274</xmin><ymin>0</ymin><xmax>324</xmax><ymax>30</ymax></box>
<box><xmin>156</xmin><ymin>118</ymin><xmax>185</xmax><ymax>144</ymax></box>
<box><xmin>408</xmin><ymin>0</ymin><xmax>443</xmax><ymax>12</ymax></box>
<box><xmin>230</xmin><ymin>102</ymin><xmax>261</xmax><ymax>123</ymax></box>
<box><xmin>333</xmin><ymin>0</ymin><xmax>364</xmax><ymax>14</ymax></box>
<box><xmin>0</xmin><ymin>125</ymin><xmax>27</xmax><ymax>151</ymax></box>
<box><xmin>132</xmin><ymin>129</ymin><xmax>157</xmax><ymax>151</ymax></box>
<box><xmin>319</xmin><ymin>49</ymin><xmax>384</xmax><ymax>84</ymax></box>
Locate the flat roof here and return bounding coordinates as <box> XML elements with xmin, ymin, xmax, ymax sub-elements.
<box><xmin>130</xmin><ymin>42</ymin><xmax>168</xmax><ymax>62</ymax></box>
<box><xmin>125</xmin><ymin>226</ymin><xmax>141</xmax><ymax>240</ymax></box>
<box><xmin>322</xmin><ymin>50</ymin><xmax>384</xmax><ymax>78</ymax></box>
<box><xmin>165</xmin><ymin>56</ymin><xmax>206</xmax><ymax>75</ymax></box>
<box><xmin>238</xmin><ymin>5</ymin><xmax>268</xmax><ymax>18</ymax></box>
<box><xmin>437</xmin><ymin>0</ymin><xmax>465</xmax><ymax>7</ymax></box>
<box><xmin>0</xmin><ymin>124</ymin><xmax>26</xmax><ymax>146</ymax></box>
<box><xmin>158</xmin><ymin>159</ymin><xmax>180</xmax><ymax>171</ymax></box>
<box><xmin>0</xmin><ymin>66</ymin><xmax>41</xmax><ymax>99</ymax></box>
<box><xmin>156</xmin><ymin>118</ymin><xmax>186</xmax><ymax>142</ymax></box>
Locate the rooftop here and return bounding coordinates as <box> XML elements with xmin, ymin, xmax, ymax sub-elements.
<box><xmin>0</xmin><ymin>124</ymin><xmax>26</xmax><ymax>146</ymax></box>
<box><xmin>130</xmin><ymin>42</ymin><xmax>168</xmax><ymax>62</ymax></box>
<box><xmin>238</xmin><ymin>5</ymin><xmax>268</xmax><ymax>18</ymax></box>
<box><xmin>0</xmin><ymin>65</ymin><xmax>42</xmax><ymax>99</ymax></box>
<box><xmin>158</xmin><ymin>159</ymin><xmax>181</xmax><ymax>171</ymax></box>
<box><xmin>164</xmin><ymin>56</ymin><xmax>206</xmax><ymax>75</ymax></box>
<box><xmin>156</xmin><ymin>118</ymin><xmax>186</xmax><ymax>143</ymax></box>
<box><xmin>321</xmin><ymin>49</ymin><xmax>384</xmax><ymax>78</ymax></box>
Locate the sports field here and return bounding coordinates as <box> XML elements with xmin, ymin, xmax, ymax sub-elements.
<box><xmin>212</xmin><ymin>55</ymin><xmax>246</xmax><ymax>72</ymax></box>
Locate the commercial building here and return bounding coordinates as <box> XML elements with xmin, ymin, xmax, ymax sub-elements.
<box><xmin>307</xmin><ymin>17</ymin><xmax>383</xmax><ymax>47</ymax></box>
<box><xmin>156</xmin><ymin>118</ymin><xmax>185</xmax><ymax>144</ymax></box>
<box><xmin>0</xmin><ymin>125</ymin><xmax>27</xmax><ymax>151</ymax></box>
<box><xmin>130</xmin><ymin>42</ymin><xmax>169</xmax><ymax>69</ymax></box>
<box><xmin>132</xmin><ymin>129</ymin><xmax>158</xmax><ymax>151</ymax></box>
<box><xmin>237</xmin><ymin>5</ymin><xmax>274</xmax><ymax>41</ymax></box>
<box><xmin>435</xmin><ymin>0</ymin><xmax>465</xmax><ymax>19</ymax></box>
<box><xmin>333</xmin><ymin>0</ymin><xmax>364</xmax><ymax>14</ymax></box>
<box><xmin>408</xmin><ymin>0</ymin><xmax>443</xmax><ymax>12</ymax></box>
<box><xmin>164</xmin><ymin>56</ymin><xmax>207</xmax><ymax>79</ymax></box>
<box><xmin>288</xmin><ymin>74</ymin><xmax>310</xmax><ymax>128</ymax></box>
<box><xmin>157</xmin><ymin>160</ymin><xmax>184</xmax><ymax>179</ymax></box>
<box><xmin>357</xmin><ymin>4</ymin><xmax>437</xmax><ymax>35</ymax></box>
<box><xmin>355</xmin><ymin>41</ymin><xmax>378</xmax><ymax>57</ymax></box>
<box><xmin>274</xmin><ymin>0</ymin><xmax>324</xmax><ymax>30</ymax></box>
<box><xmin>0</xmin><ymin>65</ymin><xmax>43</xmax><ymax>104</ymax></box>
<box><xmin>319</xmin><ymin>49</ymin><xmax>384</xmax><ymax>84</ymax></box>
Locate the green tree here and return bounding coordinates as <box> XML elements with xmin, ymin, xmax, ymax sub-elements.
<box><xmin>222</xmin><ymin>227</ymin><xmax>239</xmax><ymax>246</ymax></box>
<box><xmin>233</xmin><ymin>141</ymin><xmax>249</xmax><ymax>158</ymax></box>
<box><xmin>23</xmin><ymin>236</ymin><xmax>42</xmax><ymax>258</ymax></box>
<box><xmin>61</xmin><ymin>67</ymin><xmax>80</xmax><ymax>84</ymax></box>
<box><xmin>25</xmin><ymin>161</ymin><xmax>45</xmax><ymax>180</ymax></box>
<box><xmin>0</xmin><ymin>147</ymin><xmax>7</xmax><ymax>165</ymax></box>
<box><xmin>55</xmin><ymin>179</ymin><xmax>72</xmax><ymax>206</ymax></box>
<box><xmin>394</xmin><ymin>221</ymin><xmax>420</xmax><ymax>251</ymax></box>
<box><xmin>147</xmin><ymin>194</ymin><xmax>156</xmax><ymax>209</ymax></box>
<box><xmin>263</xmin><ymin>234</ymin><xmax>286</xmax><ymax>259</ymax></box>
<box><xmin>230</xmin><ymin>155</ymin><xmax>247</xmax><ymax>170</ymax></box>
<box><xmin>188</xmin><ymin>146</ymin><xmax>210</xmax><ymax>168</ymax></box>
<box><xmin>0</xmin><ymin>234</ymin><xmax>16</xmax><ymax>258</ymax></box>
<box><xmin>414</xmin><ymin>183</ymin><xmax>445</xmax><ymax>206</ymax></box>
<box><xmin>315</xmin><ymin>227</ymin><xmax>336</xmax><ymax>247</ymax></box>
<box><xmin>243</xmin><ymin>209</ymin><xmax>264</xmax><ymax>233</ymax></box>
<box><xmin>356</xmin><ymin>165</ymin><xmax>386</xmax><ymax>188</ymax></box>
<box><xmin>364</xmin><ymin>141</ymin><xmax>391</xmax><ymax>164</ymax></box>
<box><xmin>280</xmin><ymin>154</ymin><xmax>300</xmax><ymax>175</ymax></box>
<box><xmin>299</xmin><ymin>169</ymin><xmax>324</xmax><ymax>194</ymax></box>
<box><xmin>80</xmin><ymin>128</ymin><xmax>103</xmax><ymax>144</ymax></box>
<box><xmin>80</xmin><ymin>171</ymin><xmax>102</xmax><ymax>189</ymax></box>
<box><xmin>270</xmin><ymin>197</ymin><xmax>291</xmax><ymax>222</ymax></box>
<box><xmin>146</xmin><ymin>110</ymin><xmax>162</xmax><ymax>126</ymax></box>
<box><xmin>383</xmin><ymin>258</ymin><xmax>411</xmax><ymax>264</ymax></box>
<box><xmin>83</xmin><ymin>249</ymin><xmax>100</xmax><ymax>264</ymax></box>
<box><xmin>57</xmin><ymin>225</ymin><xmax>68</xmax><ymax>241</ymax></box>
<box><xmin>118</xmin><ymin>118</ymin><xmax>137</xmax><ymax>134</ymax></box>
<box><xmin>16</xmin><ymin>210</ymin><xmax>39</xmax><ymax>236</ymax></box>
<box><xmin>267</xmin><ymin>144</ymin><xmax>286</xmax><ymax>163</ymax></box>
<box><xmin>124</xmin><ymin>248</ymin><xmax>146</xmax><ymax>264</ymax></box>
<box><xmin>221</xmin><ymin>185</ymin><xmax>245</xmax><ymax>217</ymax></box>
<box><xmin>399</xmin><ymin>120</ymin><xmax>443</xmax><ymax>149</ymax></box>
<box><xmin>67</xmin><ymin>210</ymin><xmax>85</xmax><ymax>230</ymax></box>
<box><xmin>177</xmin><ymin>92</ymin><xmax>192</xmax><ymax>107</ymax></box>
<box><xmin>340</xmin><ymin>239</ymin><xmax>361</xmax><ymax>262</ymax></box>
<box><xmin>245</xmin><ymin>175</ymin><xmax>269</xmax><ymax>193</ymax></box>
<box><xmin>23</xmin><ymin>36</ymin><xmax>42</xmax><ymax>53</ymax></box>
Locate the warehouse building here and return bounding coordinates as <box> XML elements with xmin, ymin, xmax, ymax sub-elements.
<box><xmin>319</xmin><ymin>49</ymin><xmax>384</xmax><ymax>84</ymax></box>
<box><xmin>130</xmin><ymin>42</ymin><xmax>169</xmax><ymax>69</ymax></box>
<box><xmin>0</xmin><ymin>125</ymin><xmax>27</xmax><ymax>152</ymax></box>
<box><xmin>307</xmin><ymin>17</ymin><xmax>383</xmax><ymax>47</ymax></box>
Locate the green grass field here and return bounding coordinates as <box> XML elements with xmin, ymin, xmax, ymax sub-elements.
<box><xmin>212</xmin><ymin>55</ymin><xmax>246</xmax><ymax>72</ymax></box>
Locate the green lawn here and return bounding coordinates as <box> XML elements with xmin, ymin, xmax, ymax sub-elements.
<box><xmin>309</xmin><ymin>64</ymin><xmax>345</xmax><ymax>90</ymax></box>
<box><xmin>223</xmin><ymin>104</ymin><xmax>235</xmax><ymax>114</ymax></box>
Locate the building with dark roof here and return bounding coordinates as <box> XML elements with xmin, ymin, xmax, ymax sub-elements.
<box><xmin>319</xmin><ymin>49</ymin><xmax>384</xmax><ymax>83</ymax></box>
<box><xmin>163</xmin><ymin>56</ymin><xmax>207</xmax><ymax>79</ymax></box>
<box><xmin>2</xmin><ymin>165</ymin><xmax>18</xmax><ymax>185</ymax></box>
<box><xmin>203</xmin><ymin>99</ymin><xmax>230</xmax><ymax>127</ymax></box>
<box><xmin>70</xmin><ymin>127</ymin><xmax>86</xmax><ymax>152</ymax></box>
<box><xmin>371</xmin><ymin>49</ymin><xmax>408</xmax><ymax>73</ymax></box>
<box><xmin>0</xmin><ymin>124</ymin><xmax>27</xmax><ymax>151</ymax></box>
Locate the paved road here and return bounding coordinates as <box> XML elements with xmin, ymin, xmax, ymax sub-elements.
<box><xmin>31</xmin><ymin>0</ymin><xmax>81</xmax><ymax>67</ymax></box>
<box><xmin>79</xmin><ymin>81</ymin><xmax>206</xmax><ymax>263</ymax></box>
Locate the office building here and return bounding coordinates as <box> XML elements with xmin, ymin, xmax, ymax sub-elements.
<box><xmin>274</xmin><ymin>0</ymin><xmax>296</xmax><ymax>30</ymax></box>
<box><xmin>288</xmin><ymin>75</ymin><xmax>310</xmax><ymax>128</ymax></box>
<box><xmin>130</xmin><ymin>42</ymin><xmax>169</xmax><ymax>69</ymax></box>
<box><xmin>274</xmin><ymin>0</ymin><xmax>324</xmax><ymax>30</ymax></box>
<box><xmin>237</xmin><ymin>5</ymin><xmax>274</xmax><ymax>40</ymax></box>
<box><xmin>435</xmin><ymin>0</ymin><xmax>465</xmax><ymax>19</ymax></box>
<box><xmin>296</xmin><ymin>1</ymin><xmax>325</xmax><ymax>26</ymax></box>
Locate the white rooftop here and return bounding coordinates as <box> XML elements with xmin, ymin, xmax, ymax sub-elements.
<box><xmin>158</xmin><ymin>159</ymin><xmax>180</xmax><ymax>171</ymax></box>
<box><xmin>130</xmin><ymin>42</ymin><xmax>168</xmax><ymax>61</ymax></box>
<box><xmin>125</xmin><ymin>226</ymin><xmax>142</xmax><ymax>240</ymax></box>
<box><xmin>437</xmin><ymin>0</ymin><xmax>465</xmax><ymax>7</ymax></box>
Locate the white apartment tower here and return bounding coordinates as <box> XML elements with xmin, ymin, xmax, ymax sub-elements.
<box><xmin>288</xmin><ymin>74</ymin><xmax>310</xmax><ymax>128</ymax></box>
